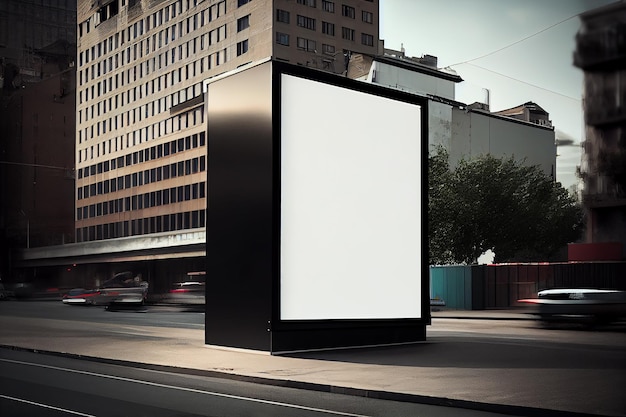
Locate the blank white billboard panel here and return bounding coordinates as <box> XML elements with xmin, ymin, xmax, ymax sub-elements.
<box><xmin>280</xmin><ymin>74</ymin><xmax>422</xmax><ymax>320</ymax></box>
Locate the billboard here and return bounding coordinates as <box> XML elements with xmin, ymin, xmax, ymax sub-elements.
<box><xmin>206</xmin><ymin>60</ymin><xmax>429</xmax><ymax>353</ymax></box>
<box><xmin>280</xmin><ymin>74</ymin><xmax>422</xmax><ymax>320</ymax></box>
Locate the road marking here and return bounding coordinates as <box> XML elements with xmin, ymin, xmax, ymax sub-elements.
<box><xmin>0</xmin><ymin>394</ymin><xmax>96</xmax><ymax>416</ymax></box>
<box><xmin>0</xmin><ymin>358</ymin><xmax>370</xmax><ymax>417</ymax></box>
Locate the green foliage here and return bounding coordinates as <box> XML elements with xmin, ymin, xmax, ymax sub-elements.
<box><xmin>428</xmin><ymin>147</ymin><xmax>584</xmax><ymax>264</ymax></box>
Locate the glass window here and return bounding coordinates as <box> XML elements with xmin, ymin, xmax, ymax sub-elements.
<box><xmin>361</xmin><ymin>33</ymin><xmax>374</xmax><ymax>46</ymax></box>
<box><xmin>237</xmin><ymin>15</ymin><xmax>250</xmax><ymax>32</ymax></box>
<box><xmin>276</xmin><ymin>32</ymin><xmax>289</xmax><ymax>46</ymax></box>
<box><xmin>362</xmin><ymin>10</ymin><xmax>373</xmax><ymax>24</ymax></box>
<box><xmin>341</xmin><ymin>5</ymin><xmax>355</xmax><ymax>18</ymax></box>
<box><xmin>322</xmin><ymin>21</ymin><xmax>334</xmax><ymax>36</ymax></box>
<box><xmin>297</xmin><ymin>37</ymin><xmax>316</xmax><ymax>51</ymax></box>
<box><xmin>276</xmin><ymin>9</ymin><xmax>289</xmax><ymax>23</ymax></box>
<box><xmin>297</xmin><ymin>15</ymin><xmax>315</xmax><ymax>30</ymax></box>
<box><xmin>342</xmin><ymin>27</ymin><xmax>354</xmax><ymax>41</ymax></box>
<box><xmin>237</xmin><ymin>39</ymin><xmax>249</xmax><ymax>56</ymax></box>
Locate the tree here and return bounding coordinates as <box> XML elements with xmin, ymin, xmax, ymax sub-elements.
<box><xmin>428</xmin><ymin>148</ymin><xmax>584</xmax><ymax>264</ymax></box>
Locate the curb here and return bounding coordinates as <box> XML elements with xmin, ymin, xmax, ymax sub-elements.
<box><xmin>432</xmin><ymin>314</ymin><xmax>535</xmax><ymax>321</ymax></box>
<box><xmin>0</xmin><ymin>344</ymin><xmax>610</xmax><ymax>417</ymax></box>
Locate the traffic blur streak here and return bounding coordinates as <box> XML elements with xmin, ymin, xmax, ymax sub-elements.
<box><xmin>519</xmin><ymin>288</ymin><xmax>626</xmax><ymax>327</ymax></box>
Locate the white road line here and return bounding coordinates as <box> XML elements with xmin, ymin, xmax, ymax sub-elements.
<box><xmin>0</xmin><ymin>394</ymin><xmax>96</xmax><ymax>417</ymax></box>
<box><xmin>0</xmin><ymin>358</ymin><xmax>370</xmax><ymax>417</ymax></box>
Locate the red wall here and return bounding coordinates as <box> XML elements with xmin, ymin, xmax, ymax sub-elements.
<box><xmin>568</xmin><ymin>242</ymin><xmax>624</xmax><ymax>261</ymax></box>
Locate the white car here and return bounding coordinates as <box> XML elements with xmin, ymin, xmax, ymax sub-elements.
<box><xmin>519</xmin><ymin>288</ymin><xmax>626</xmax><ymax>325</ymax></box>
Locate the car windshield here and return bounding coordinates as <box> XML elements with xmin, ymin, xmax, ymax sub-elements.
<box><xmin>102</xmin><ymin>272</ymin><xmax>140</xmax><ymax>288</ymax></box>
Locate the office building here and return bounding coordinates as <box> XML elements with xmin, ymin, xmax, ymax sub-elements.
<box><xmin>75</xmin><ymin>0</ymin><xmax>379</xmax><ymax>242</ymax></box>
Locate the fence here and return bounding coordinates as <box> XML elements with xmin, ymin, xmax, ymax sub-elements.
<box><xmin>430</xmin><ymin>262</ymin><xmax>626</xmax><ymax>310</ymax></box>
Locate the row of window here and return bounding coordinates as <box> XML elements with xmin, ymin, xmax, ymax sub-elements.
<box><xmin>79</xmin><ymin>75</ymin><xmax>204</xmax><ymax>130</ymax></box>
<box><xmin>78</xmin><ymin>132</ymin><xmax>206</xmax><ymax>179</ymax></box>
<box><xmin>80</xmin><ymin>0</ymin><xmax>225</xmax><ymax>44</ymax></box>
<box><xmin>300</xmin><ymin>0</ymin><xmax>375</xmax><ymax>12</ymax></box>
<box><xmin>276</xmin><ymin>9</ymin><xmax>374</xmax><ymax>46</ymax></box>
<box><xmin>77</xmin><ymin>181</ymin><xmax>206</xmax><ymax>221</ymax></box>
<box><xmin>277</xmin><ymin>32</ymin><xmax>374</xmax><ymax>49</ymax></box>
<box><xmin>277</xmin><ymin>6</ymin><xmax>373</xmax><ymax>25</ymax></box>
<box><xmin>76</xmin><ymin>210</ymin><xmax>206</xmax><ymax>242</ymax></box>
<box><xmin>79</xmin><ymin>25</ymin><xmax>226</xmax><ymax>104</ymax></box>
<box><xmin>78</xmin><ymin>107</ymin><xmax>204</xmax><ymax>163</ymax></box>
<box><xmin>78</xmin><ymin>156</ymin><xmax>206</xmax><ymax>202</ymax></box>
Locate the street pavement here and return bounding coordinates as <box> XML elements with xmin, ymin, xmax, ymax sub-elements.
<box><xmin>1</xmin><ymin>305</ymin><xmax>624</xmax><ymax>417</ymax></box>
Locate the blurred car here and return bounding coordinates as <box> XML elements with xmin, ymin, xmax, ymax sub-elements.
<box><xmin>62</xmin><ymin>288</ymin><xmax>101</xmax><ymax>305</ymax></box>
<box><xmin>0</xmin><ymin>281</ymin><xmax>10</xmax><ymax>300</ymax></box>
<box><xmin>62</xmin><ymin>271</ymin><xmax>149</xmax><ymax>306</ymax></box>
<box><xmin>163</xmin><ymin>273</ymin><xmax>205</xmax><ymax>306</ymax></box>
<box><xmin>12</xmin><ymin>282</ymin><xmax>35</xmax><ymax>298</ymax></box>
<box><xmin>519</xmin><ymin>288</ymin><xmax>626</xmax><ymax>325</ymax></box>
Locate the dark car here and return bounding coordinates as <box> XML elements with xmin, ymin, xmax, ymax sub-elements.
<box><xmin>0</xmin><ymin>280</ymin><xmax>11</xmax><ymax>300</ymax></box>
<box><xmin>519</xmin><ymin>288</ymin><xmax>626</xmax><ymax>325</ymax></box>
<box><xmin>62</xmin><ymin>271</ymin><xmax>149</xmax><ymax>306</ymax></box>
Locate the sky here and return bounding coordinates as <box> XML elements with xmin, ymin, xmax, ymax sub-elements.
<box><xmin>380</xmin><ymin>0</ymin><xmax>617</xmax><ymax>190</ymax></box>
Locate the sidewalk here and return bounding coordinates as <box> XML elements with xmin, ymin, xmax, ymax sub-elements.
<box><xmin>0</xmin><ymin>306</ymin><xmax>623</xmax><ymax>417</ymax></box>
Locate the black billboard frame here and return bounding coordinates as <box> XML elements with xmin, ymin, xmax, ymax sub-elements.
<box><xmin>206</xmin><ymin>59</ymin><xmax>430</xmax><ymax>354</ymax></box>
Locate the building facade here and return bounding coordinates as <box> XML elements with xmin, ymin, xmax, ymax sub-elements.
<box><xmin>0</xmin><ymin>0</ymin><xmax>77</xmax><ymax>283</ymax></box>
<box><xmin>75</xmin><ymin>0</ymin><xmax>379</xmax><ymax>243</ymax></box>
<box><xmin>351</xmin><ymin>50</ymin><xmax>556</xmax><ymax>180</ymax></box>
<box><xmin>494</xmin><ymin>101</ymin><xmax>553</xmax><ymax>129</ymax></box>
<box><xmin>574</xmin><ymin>1</ymin><xmax>626</xmax><ymax>255</ymax></box>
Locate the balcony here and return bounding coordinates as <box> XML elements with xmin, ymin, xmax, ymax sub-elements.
<box><xmin>574</xmin><ymin>23</ymin><xmax>626</xmax><ymax>70</ymax></box>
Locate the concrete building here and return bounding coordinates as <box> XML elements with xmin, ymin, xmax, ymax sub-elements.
<box><xmin>348</xmin><ymin>46</ymin><xmax>460</xmax><ymax>100</ymax></box>
<box><xmin>75</xmin><ymin>0</ymin><xmax>379</xmax><ymax>243</ymax></box>
<box><xmin>574</xmin><ymin>1</ymin><xmax>626</xmax><ymax>258</ymax></box>
<box><xmin>350</xmin><ymin>49</ymin><xmax>556</xmax><ymax>179</ymax></box>
<box><xmin>494</xmin><ymin>101</ymin><xmax>553</xmax><ymax>129</ymax></box>
<box><xmin>0</xmin><ymin>0</ymin><xmax>77</xmax><ymax>282</ymax></box>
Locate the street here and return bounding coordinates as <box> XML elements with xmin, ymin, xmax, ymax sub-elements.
<box><xmin>1</xmin><ymin>347</ymin><xmax>516</xmax><ymax>417</ymax></box>
<box><xmin>0</xmin><ymin>301</ymin><xmax>625</xmax><ymax>416</ymax></box>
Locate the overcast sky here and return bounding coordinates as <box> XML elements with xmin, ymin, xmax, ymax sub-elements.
<box><xmin>380</xmin><ymin>0</ymin><xmax>617</xmax><ymax>190</ymax></box>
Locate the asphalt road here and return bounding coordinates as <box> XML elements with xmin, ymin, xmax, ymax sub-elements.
<box><xmin>1</xmin><ymin>301</ymin><xmax>625</xmax><ymax>416</ymax></box>
<box><xmin>0</xmin><ymin>348</ymin><xmax>517</xmax><ymax>417</ymax></box>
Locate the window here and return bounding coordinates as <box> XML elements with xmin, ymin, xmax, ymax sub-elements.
<box><xmin>341</xmin><ymin>5</ymin><xmax>355</xmax><ymax>18</ymax></box>
<box><xmin>276</xmin><ymin>32</ymin><xmax>289</xmax><ymax>46</ymax></box>
<box><xmin>297</xmin><ymin>15</ymin><xmax>316</xmax><ymax>30</ymax></box>
<box><xmin>237</xmin><ymin>0</ymin><xmax>250</xmax><ymax>6</ymax></box>
<box><xmin>322</xmin><ymin>21</ymin><xmax>334</xmax><ymax>36</ymax></box>
<box><xmin>342</xmin><ymin>27</ymin><xmax>354</xmax><ymax>41</ymax></box>
<box><xmin>237</xmin><ymin>39</ymin><xmax>249</xmax><ymax>56</ymax></box>
<box><xmin>361</xmin><ymin>33</ymin><xmax>374</xmax><ymax>46</ymax></box>
<box><xmin>276</xmin><ymin>9</ymin><xmax>290</xmax><ymax>23</ymax></box>
<box><xmin>362</xmin><ymin>10</ymin><xmax>373</xmax><ymax>24</ymax></box>
<box><xmin>237</xmin><ymin>15</ymin><xmax>250</xmax><ymax>32</ymax></box>
<box><xmin>297</xmin><ymin>0</ymin><xmax>316</xmax><ymax>6</ymax></box>
<box><xmin>297</xmin><ymin>37</ymin><xmax>316</xmax><ymax>52</ymax></box>
<box><xmin>322</xmin><ymin>0</ymin><xmax>334</xmax><ymax>12</ymax></box>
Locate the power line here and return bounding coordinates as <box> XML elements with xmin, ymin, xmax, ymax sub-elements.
<box><xmin>446</xmin><ymin>8</ymin><xmax>590</xmax><ymax>68</ymax></box>
<box><xmin>459</xmin><ymin>62</ymin><xmax>581</xmax><ymax>102</ymax></box>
